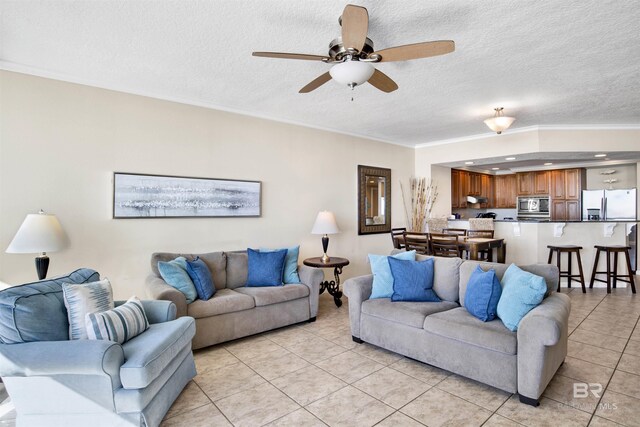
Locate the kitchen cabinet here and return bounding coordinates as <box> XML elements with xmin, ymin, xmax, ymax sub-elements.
<box><xmin>469</xmin><ymin>173</ymin><xmax>482</xmax><ymax>196</ymax></box>
<box><xmin>451</xmin><ymin>170</ymin><xmax>460</xmax><ymax>208</ymax></box>
<box><xmin>481</xmin><ymin>174</ymin><xmax>494</xmax><ymax>208</ymax></box>
<box><xmin>494</xmin><ymin>174</ymin><xmax>517</xmax><ymax>208</ymax></box>
<box><xmin>534</xmin><ymin>171</ymin><xmax>550</xmax><ymax>194</ymax></box>
<box><xmin>550</xmin><ymin>168</ymin><xmax>586</xmax><ymax>220</ymax></box>
<box><xmin>516</xmin><ymin>172</ymin><xmax>534</xmax><ymax>196</ymax></box>
<box><xmin>459</xmin><ymin>171</ymin><xmax>469</xmax><ymax>207</ymax></box>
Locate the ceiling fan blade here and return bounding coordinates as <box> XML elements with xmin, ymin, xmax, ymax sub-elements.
<box><xmin>299</xmin><ymin>72</ymin><xmax>332</xmax><ymax>93</ymax></box>
<box><xmin>341</xmin><ymin>4</ymin><xmax>369</xmax><ymax>52</ymax></box>
<box><xmin>252</xmin><ymin>52</ymin><xmax>329</xmax><ymax>61</ymax></box>
<box><xmin>374</xmin><ymin>40</ymin><xmax>455</xmax><ymax>62</ymax></box>
<box><xmin>367</xmin><ymin>69</ymin><xmax>398</xmax><ymax>93</ymax></box>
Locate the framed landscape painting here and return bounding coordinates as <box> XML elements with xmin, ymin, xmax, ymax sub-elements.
<box><xmin>113</xmin><ymin>173</ymin><xmax>261</xmax><ymax>218</ymax></box>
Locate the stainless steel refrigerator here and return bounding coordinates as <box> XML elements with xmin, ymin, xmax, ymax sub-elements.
<box><xmin>582</xmin><ymin>188</ymin><xmax>637</xmax><ymax>221</ymax></box>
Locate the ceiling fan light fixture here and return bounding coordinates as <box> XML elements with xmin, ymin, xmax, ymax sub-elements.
<box><xmin>329</xmin><ymin>60</ymin><xmax>374</xmax><ymax>87</ymax></box>
<box><xmin>484</xmin><ymin>107</ymin><xmax>515</xmax><ymax>134</ymax></box>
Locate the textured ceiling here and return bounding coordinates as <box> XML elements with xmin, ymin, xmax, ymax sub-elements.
<box><xmin>1</xmin><ymin>0</ymin><xmax>639</xmax><ymax>146</ymax></box>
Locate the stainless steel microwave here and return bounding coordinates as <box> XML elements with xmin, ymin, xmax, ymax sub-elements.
<box><xmin>517</xmin><ymin>196</ymin><xmax>550</xmax><ymax>219</ymax></box>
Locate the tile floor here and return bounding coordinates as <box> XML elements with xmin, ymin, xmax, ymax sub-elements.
<box><xmin>0</xmin><ymin>287</ymin><xmax>638</xmax><ymax>426</ymax></box>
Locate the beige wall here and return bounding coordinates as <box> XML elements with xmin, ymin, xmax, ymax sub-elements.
<box><xmin>0</xmin><ymin>71</ymin><xmax>414</xmax><ymax>298</ymax></box>
<box><xmin>586</xmin><ymin>164</ymin><xmax>637</xmax><ymax>190</ymax></box>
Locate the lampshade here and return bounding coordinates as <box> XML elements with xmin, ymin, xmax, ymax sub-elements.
<box><xmin>330</xmin><ymin>61</ymin><xmax>374</xmax><ymax>86</ymax></box>
<box><xmin>311</xmin><ymin>211</ymin><xmax>340</xmax><ymax>235</ymax></box>
<box><xmin>484</xmin><ymin>107</ymin><xmax>516</xmax><ymax>134</ymax></box>
<box><xmin>6</xmin><ymin>210</ymin><xmax>67</xmax><ymax>254</ymax></box>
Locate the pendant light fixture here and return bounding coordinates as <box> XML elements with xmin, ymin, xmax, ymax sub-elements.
<box><xmin>484</xmin><ymin>107</ymin><xmax>515</xmax><ymax>134</ymax></box>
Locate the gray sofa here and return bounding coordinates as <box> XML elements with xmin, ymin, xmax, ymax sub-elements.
<box><xmin>344</xmin><ymin>254</ymin><xmax>570</xmax><ymax>406</ymax></box>
<box><xmin>145</xmin><ymin>250</ymin><xmax>324</xmax><ymax>349</ymax></box>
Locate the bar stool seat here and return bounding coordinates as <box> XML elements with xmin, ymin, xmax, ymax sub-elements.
<box><xmin>589</xmin><ymin>245</ymin><xmax>637</xmax><ymax>294</ymax></box>
<box><xmin>547</xmin><ymin>245</ymin><xmax>586</xmax><ymax>293</ymax></box>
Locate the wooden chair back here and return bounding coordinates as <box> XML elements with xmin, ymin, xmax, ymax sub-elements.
<box><xmin>391</xmin><ymin>227</ymin><xmax>407</xmax><ymax>249</ymax></box>
<box><xmin>403</xmin><ymin>232</ymin><xmax>430</xmax><ymax>255</ymax></box>
<box><xmin>431</xmin><ymin>241</ymin><xmax>462</xmax><ymax>258</ymax></box>
<box><xmin>467</xmin><ymin>229</ymin><xmax>495</xmax><ymax>238</ymax></box>
<box><xmin>442</xmin><ymin>228</ymin><xmax>467</xmax><ymax>237</ymax></box>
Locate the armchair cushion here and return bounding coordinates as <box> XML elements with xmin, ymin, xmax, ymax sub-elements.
<box><xmin>0</xmin><ymin>268</ymin><xmax>99</xmax><ymax>344</ymax></box>
<box><xmin>120</xmin><ymin>316</ymin><xmax>195</xmax><ymax>389</ymax></box>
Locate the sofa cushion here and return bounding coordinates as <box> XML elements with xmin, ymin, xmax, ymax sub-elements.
<box><xmin>226</xmin><ymin>251</ymin><xmax>248</xmax><ymax>289</ymax></box>
<box><xmin>151</xmin><ymin>252</ymin><xmax>227</xmax><ymax>290</ymax></box>
<box><xmin>459</xmin><ymin>261</ymin><xmax>558</xmax><ymax>305</ymax></box>
<box><xmin>120</xmin><ymin>316</ymin><xmax>195</xmax><ymax>389</ymax></box>
<box><xmin>389</xmin><ymin>258</ymin><xmax>441</xmax><ymax>302</ymax></box>
<box><xmin>0</xmin><ymin>268</ymin><xmax>99</xmax><ymax>344</ymax></box>
<box><xmin>235</xmin><ymin>284</ymin><xmax>310</xmax><ymax>307</ymax></box>
<box><xmin>423</xmin><ymin>307</ymin><xmax>517</xmax><ymax>355</ymax></box>
<box><xmin>464</xmin><ymin>266</ymin><xmax>502</xmax><ymax>322</ymax></box>
<box><xmin>246</xmin><ymin>248</ymin><xmax>287</xmax><ymax>287</ymax></box>
<box><xmin>187</xmin><ymin>289</ymin><xmax>255</xmax><ymax>318</ymax></box>
<box><xmin>362</xmin><ymin>299</ymin><xmax>458</xmax><ymax>329</ymax></box>
<box><xmin>415</xmin><ymin>255</ymin><xmax>462</xmax><ymax>302</ymax></box>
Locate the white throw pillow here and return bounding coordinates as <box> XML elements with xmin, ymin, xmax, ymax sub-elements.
<box><xmin>62</xmin><ymin>279</ymin><xmax>114</xmax><ymax>340</ymax></box>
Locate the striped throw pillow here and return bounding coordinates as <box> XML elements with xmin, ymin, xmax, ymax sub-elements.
<box><xmin>85</xmin><ymin>296</ymin><xmax>149</xmax><ymax>344</ymax></box>
<box><xmin>62</xmin><ymin>279</ymin><xmax>114</xmax><ymax>340</ymax></box>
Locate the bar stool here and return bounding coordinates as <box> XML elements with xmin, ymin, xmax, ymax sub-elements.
<box><xmin>547</xmin><ymin>245</ymin><xmax>586</xmax><ymax>293</ymax></box>
<box><xmin>589</xmin><ymin>245</ymin><xmax>637</xmax><ymax>294</ymax></box>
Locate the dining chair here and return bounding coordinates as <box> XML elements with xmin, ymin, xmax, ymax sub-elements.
<box><xmin>442</xmin><ymin>228</ymin><xmax>467</xmax><ymax>236</ymax></box>
<box><xmin>391</xmin><ymin>227</ymin><xmax>407</xmax><ymax>249</ymax></box>
<box><xmin>431</xmin><ymin>240</ymin><xmax>462</xmax><ymax>258</ymax></box>
<box><xmin>465</xmin><ymin>229</ymin><xmax>494</xmax><ymax>260</ymax></box>
<box><xmin>428</xmin><ymin>233</ymin><xmax>459</xmax><ymax>256</ymax></box>
<box><xmin>403</xmin><ymin>232</ymin><xmax>430</xmax><ymax>255</ymax></box>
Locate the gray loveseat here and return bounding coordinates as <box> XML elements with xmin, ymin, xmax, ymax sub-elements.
<box><xmin>145</xmin><ymin>250</ymin><xmax>324</xmax><ymax>349</ymax></box>
<box><xmin>344</xmin><ymin>254</ymin><xmax>570</xmax><ymax>406</ymax></box>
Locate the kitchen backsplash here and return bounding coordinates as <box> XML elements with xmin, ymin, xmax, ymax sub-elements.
<box><xmin>453</xmin><ymin>208</ymin><xmax>517</xmax><ymax>220</ymax></box>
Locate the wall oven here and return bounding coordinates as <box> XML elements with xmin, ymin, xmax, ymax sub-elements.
<box><xmin>517</xmin><ymin>196</ymin><xmax>550</xmax><ymax>220</ymax></box>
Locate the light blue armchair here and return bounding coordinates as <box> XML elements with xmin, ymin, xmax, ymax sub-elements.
<box><xmin>0</xmin><ymin>269</ymin><xmax>196</xmax><ymax>427</ymax></box>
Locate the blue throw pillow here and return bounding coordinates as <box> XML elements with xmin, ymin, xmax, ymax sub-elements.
<box><xmin>185</xmin><ymin>257</ymin><xmax>215</xmax><ymax>300</ymax></box>
<box><xmin>246</xmin><ymin>248</ymin><xmax>287</xmax><ymax>287</ymax></box>
<box><xmin>158</xmin><ymin>257</ymin><xmax>198</xmax><ymax>303</ymax></box>
<box><xmin>369</xmin><ymin>251</ymin><xmax>417</xmax><ymax>299</ymax></box>
<box><xmin>497</xmin><ymin>264</ymin><xmax>547</xmax><ymax>331</ymax></box>
<box><xmin>464</xmin><ymin>265</ymin><xmax>502</xmax><ymax>322</ymax></box>
<box><xmin>260</xmin><ymin>246</ymin><xmax>300</xmax><ymax>284</ymax></box>
<box><xmin>389</xmin><ymin>257</ymin><xmax>441</xmax><ymax>302</ymax></box>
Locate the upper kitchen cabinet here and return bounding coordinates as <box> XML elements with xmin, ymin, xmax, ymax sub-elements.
<box><xmin>451</xmin><ymin>169</ymin><xmax>460</xmax><ymax>208</ymax></box>
<box><xmin>517</xmin><ymin>171</ymin><xmax>550</xmax><ymax>195</ymax></box>
<box><xmin>550</xmin><ymin>168</ymin><xmax>586</xmax><ymax>220</ymax></box>
<box><xmin>494</xmin><ymin>174</ymin><xmax>517</xmax><ymax>208</ymax></box>
<box><xmin>451</xmin><ymin>170</ymin><xmax>493</xmax><ymax>209</ymax></box>
<box><xmin>469</xmin><ymin>173</ymin><xmax>482</xmax><ymax>196</ymax></box>
<box><xmin>481</xmin><ymin>174</ymin><xmax>494</xmax><ymax>207</ymax></box>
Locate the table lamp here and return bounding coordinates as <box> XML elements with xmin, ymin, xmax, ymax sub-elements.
<box><xmin>6</xmin><ymin>210</ymin><xmax>68</xmax><ymax>280</ymax></box>
<box><xmin>311</xmin><ymin>211</ymin><xmax>340</xmax><ymax>263</ymax></box>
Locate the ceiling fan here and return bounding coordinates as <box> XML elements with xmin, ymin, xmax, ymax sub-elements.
<box><xmin>252</xmin><ymin>4</ymin><xmax>455</xmax><ymax>94</ymax></box>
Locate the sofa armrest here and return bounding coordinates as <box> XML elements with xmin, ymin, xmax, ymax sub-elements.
<box><xmin>145</xmin><ymin>274</ymin><xmax>188</xmax><ymax>318</ymax></box>
<box><xmin>0</xmin><ymin>340</ymin><xmax>124</xmax><ymax>387</ymax></box>
<box><xmin>115</xmin><ymin>299</ymin><xmax>177</xmax><ymax>324</ymax></box>
<box><xmin>517</xmin><ymin>292</ymin><xmax>571</xmax><ymax>401</ymax></box>
<box><xmin>343</xmin><ymin>274</ymin><xmax>373</xmax><ymax>339</ymax></box>
<box><xmin>298</xmin><ymin>265</ymin><xmax>323</xmax><ymax>318</ymax></box>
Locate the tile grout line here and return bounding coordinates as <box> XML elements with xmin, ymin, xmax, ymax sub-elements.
<box><xmin>585</xmin><ymin>293</ymin><xmax>640</xmax><ymax>426</ymax></box>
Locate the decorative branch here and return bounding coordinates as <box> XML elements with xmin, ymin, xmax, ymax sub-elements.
<box><xmin>401</xmin><ymin>177</ymin><xmax>438</xmax><ymax>232</ymax></box>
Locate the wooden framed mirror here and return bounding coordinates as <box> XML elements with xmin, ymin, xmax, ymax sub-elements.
<box><xmin>358</xmin><ymin>165</ymin><xmax>391</xmax><ymax>235</ymax></box>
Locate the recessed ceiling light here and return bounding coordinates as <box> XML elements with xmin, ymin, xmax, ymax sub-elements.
<box><xmin>594</xmin><ymin>153</ymin><xmax>607</xmax><ymax>158</ymax></box>
<box><xmin>465</xmin><ymin>161</ymin><xmax>474</xmax><ymax>165</ymax></box>
<box><xmin>544</xmin><ymin>162</ymin><xmax>553</xmax><ymax>166</ymax></box>
<box><xmin>505</xmin><ymin>157</ymin><xmax>516</xmax><ymax>160</ymax></box>
<box><xmin>492</xmin><ymin>167</ymin><xmax>500</xmax><ymax>170</ymax></box>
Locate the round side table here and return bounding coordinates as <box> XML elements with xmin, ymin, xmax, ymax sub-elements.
<box><xmin>303</xmin><ymin>257</ymin><xmax>350</xmax><ymax>307</ymax></box>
